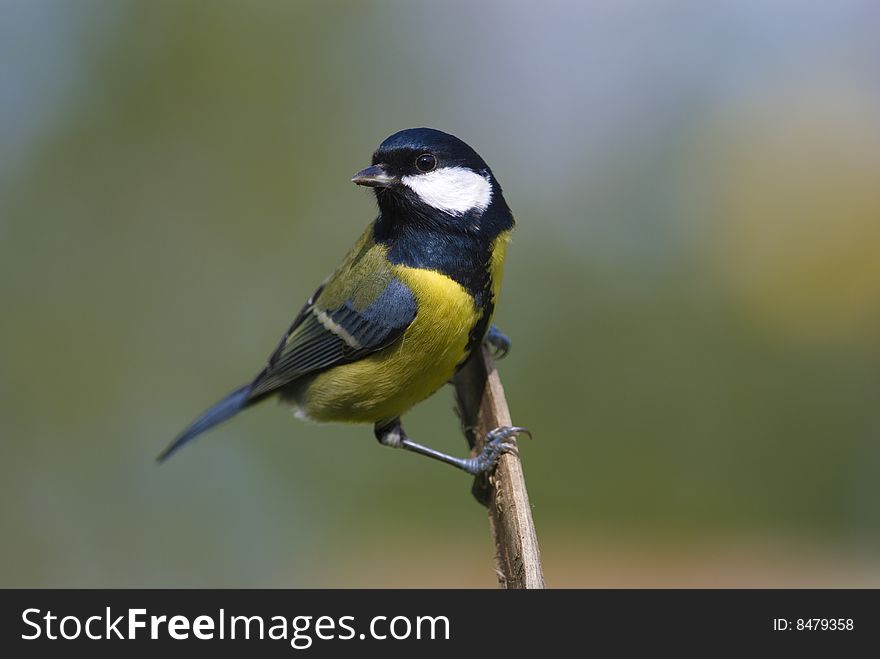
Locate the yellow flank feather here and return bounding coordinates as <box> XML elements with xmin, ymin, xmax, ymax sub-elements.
<box><xmin>490</xmin><ymin>230</ymin><xmax>511</xmax><ymax>303</ymax></box>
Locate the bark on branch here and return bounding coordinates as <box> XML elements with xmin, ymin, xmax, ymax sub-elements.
<box><xmin>454</xmin><ymin>346</ymin><xmax>545</xmax><ymax>589</ymax></box>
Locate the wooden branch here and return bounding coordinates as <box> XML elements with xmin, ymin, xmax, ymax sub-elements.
<box><xmin>454</xmin><ymin>346</ymin><xmax>545</xmax><ymax>589</ymax></box>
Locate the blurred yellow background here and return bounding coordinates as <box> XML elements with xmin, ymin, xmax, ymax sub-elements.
<box><xmin>2</xmin><ymin>0</ymin><xmax>879</xmax><ymax>587</ymax></box>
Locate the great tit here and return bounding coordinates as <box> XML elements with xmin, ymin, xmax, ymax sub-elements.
<box><xmin>159</xmin><ymin>127</ymin><xmax>526</xmax><ymax>474</ymax></box>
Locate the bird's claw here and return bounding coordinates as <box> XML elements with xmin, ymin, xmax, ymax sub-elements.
<box><xmin>462</xmin><ymin>426</ymin><xmax>531</xmax><ymax>475</ymax></box>
<box><xmin>484</xmin><ymin>326</ymin><xmax>511</xmax><ymax>359</ymax></box>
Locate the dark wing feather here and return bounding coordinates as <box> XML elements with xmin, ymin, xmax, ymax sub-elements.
<box><xmin>265</xmin><ymin>284</ymin><xmax>325</xmax><ymax>367</ymax></box>
<box><xmin>248</xmin><ymin>278</ymin><xmax>417</xmax><ymax>399</ymax></box>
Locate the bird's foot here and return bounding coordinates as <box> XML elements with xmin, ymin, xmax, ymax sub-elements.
<box><xmin>484</xmin><ymin>325</ymin><xmax>511</xmax><ymax>359</ymax></box>
<box><xmin>461</xmin><ymin>426</ymin><xmax>531</xmax><ymax>475</ymax></box>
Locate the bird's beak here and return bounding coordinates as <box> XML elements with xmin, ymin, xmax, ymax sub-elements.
<box><xmin>351</xmin><ymin>164</ymin><xmax>397</xmax><ymax>188</ymax></box>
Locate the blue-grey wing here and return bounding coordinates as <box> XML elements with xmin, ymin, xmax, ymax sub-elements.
<box><xmin>248</xmin><ymin>278</ymin><xmax>417</xmax><ymax>399</ymax></box>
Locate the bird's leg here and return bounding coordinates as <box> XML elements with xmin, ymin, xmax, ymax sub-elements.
<box><xmin>484</xmin><ymin>325</ymin><xmax>511</xmax><ymax>359</ymax></box>
<box><xmin>374</xmin><ymin>418</ymin><xmax>529</xmax><ymax>475</ymax></box>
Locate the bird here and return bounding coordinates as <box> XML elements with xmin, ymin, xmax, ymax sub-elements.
<box><xmin>158</xmin><ymin>127</ymin><xmax>528</xmax><ymax>474</ymax></box>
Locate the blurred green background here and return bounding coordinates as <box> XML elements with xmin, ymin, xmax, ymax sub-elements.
<box><xmin>2</xmin><ymin>0</ymin><xmax>879</xmax><ymax>587</ymax></box>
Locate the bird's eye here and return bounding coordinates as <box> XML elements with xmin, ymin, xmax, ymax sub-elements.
<box><xmin>415</xmin><ymin>153</ymin><xmax>437</xmax><ymax>173</ymax></box>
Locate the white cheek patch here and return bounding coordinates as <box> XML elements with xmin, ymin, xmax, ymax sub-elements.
<box><xmin>401</xmin><ymin>167</ymin><xmax>493</xmax><ymax>216</ymax></box>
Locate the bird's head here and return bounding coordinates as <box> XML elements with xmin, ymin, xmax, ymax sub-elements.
<box><xmin>352</xmin><ymin>128</ymin><xmax>509</xmax><ymax>225</ymax></box>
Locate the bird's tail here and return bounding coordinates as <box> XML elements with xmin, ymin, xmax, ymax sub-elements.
<box><xmin>157</xmin><ymin>383</ymin><xmax>254</xmax><ymax>463</ymax></box>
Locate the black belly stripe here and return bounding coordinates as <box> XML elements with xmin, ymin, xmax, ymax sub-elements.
<box><xmin>371</xmin><ymin>193</ymin><xmax>514</xmax><ymax>368</ymax></box>
<box><xmin>459</xmin><ymin>280</ymin><xmax>494</xmax><ymax>369</ymax></box>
